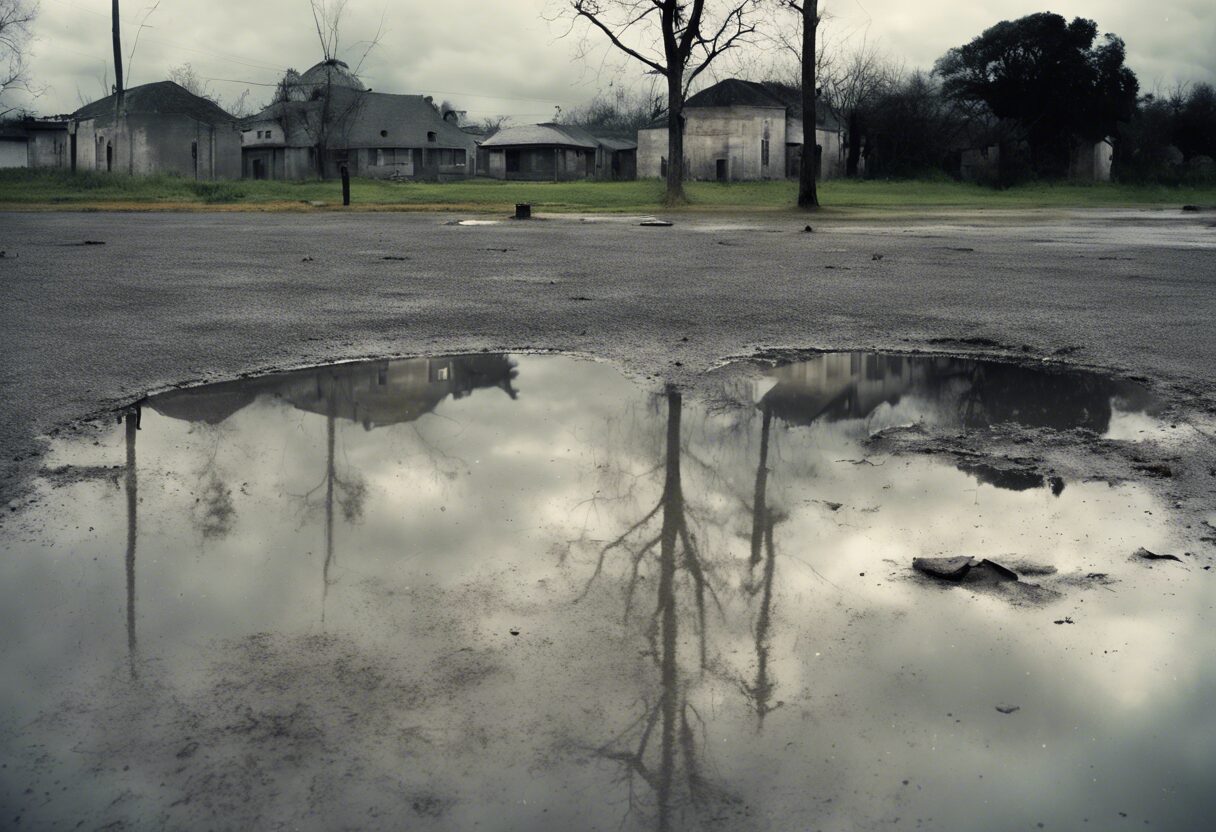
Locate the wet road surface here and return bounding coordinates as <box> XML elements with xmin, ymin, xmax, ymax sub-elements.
<box><xmin>1</xmin><ymin>208</ymin><xmax>1215</xmax><ymax>504</ymax></box>
<box><xmin>3</xmin><ymin>352</ymin><xmax>1212</xmax><ymax>831</ymax></box>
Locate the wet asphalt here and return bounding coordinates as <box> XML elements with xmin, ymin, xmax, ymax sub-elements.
<box><xmin>1</xmin><ymin>207</ymin><xmax>1214</xmax><ymax>505</ymax></box>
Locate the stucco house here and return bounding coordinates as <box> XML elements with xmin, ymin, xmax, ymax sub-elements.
<box><xmin>637</xmin><ymin>79</ymin><xmax>843</xmax><ymax>182</ymax></box>
<box><xmin>240</xmin><ymin>59</ymin><xmax>478</xmax><ymax>181</ymax></box>
<box><xmin>68</xmin><ymin>81</ymin><xmax>242</xmax><ymax>179</ymax></box>
<box><xmin>0</xmin><ymin>118</ymin><xmax>71</xmax><ymax>170</ymax></box>
<box><xmin>479</xmin><ymin>123</ymin><xmax>636</xmax><ymax>181</ymax></box>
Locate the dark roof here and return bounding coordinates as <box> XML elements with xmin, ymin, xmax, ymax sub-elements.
<box><xmin>299</xmin><ymin>59</ymin><xmax>366</xmax><ymax>92</ymax></box>
<box><xmin>244</xmin><ymin>88</ymin><xmax>476</xmax><ymax>150</ymax></box>
<box><xmin>480</xmin><ymin>122</ymin><xmax>598</xmax><ymax>149</ymax></box>
<box><xmin>596</xmin><ymin>136</ymin><xmax>637</xmax><ymax>152</ymax></box>
<box><xmin>72</xmin><ymin>81</ymin><xmax>236</xmax><ymax>124</ymax></box>
<box><xmin>683</xmin><ymin>79</ymin><xmax>841</xmax><ymax>131</ymax></box>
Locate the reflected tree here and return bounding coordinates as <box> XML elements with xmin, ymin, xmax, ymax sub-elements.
<box><xmin>740</xmin><ymin>402</ymin><xmax>786</xmax><ymax>725</ymax></box>
<box><xmin>123</xmin><ymin>407</ymin><xmax>140</xmax><ymax>680</ymax></box>
<box><xmin>579</xmin><ymin>389</ymin><xmax>719</xmax><ymax>668</ymax></box>
<box><xmin>582</xmin><ymin>389</ymin><xmax>740</xmax><ymax>829</ymax></box>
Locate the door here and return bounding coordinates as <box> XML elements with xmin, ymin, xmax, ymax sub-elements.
<box><xmin>252</xmin><ymin>158</ymin><xmax>266</xmax><ymax>180</ymax></box>
<box><xmin>716</xmin><ymin>158</ymin><xmax>728</xmax><ymax>182</ymax></box>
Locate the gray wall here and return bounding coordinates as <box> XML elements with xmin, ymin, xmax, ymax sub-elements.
<box><xmin>639</xmin><ymin>108</ymin><xmax>843</xmax><ymax>181</ymax></box>
<box><xmin>74</xmin><ymin>112</ymin><xmax>241</xmax><ymax>180</ymax></box>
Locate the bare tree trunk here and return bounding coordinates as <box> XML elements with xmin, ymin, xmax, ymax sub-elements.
<box><xmin>797</xmin><ymin>1</ymin><xmax>819</xmax><ymax>209</ymax></box>
<box><xmin>664</xmin><ymin>75</ymin><xmax>686</xmax><ymax>204</ymax></box>
<box><xmin>111</xmin><ymin>0</ymin><xmax>124</xmax><ymax>100</ymax></box>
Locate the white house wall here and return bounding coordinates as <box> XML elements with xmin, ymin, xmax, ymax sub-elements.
<box><xmin>639</xmin><ymin>107</ymin><xmax>841</xmax><ymax>181</ymax></box>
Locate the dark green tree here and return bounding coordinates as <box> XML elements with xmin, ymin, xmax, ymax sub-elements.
<box><xmin>935</xmin><ymin>12</ymin><xmax>1138</xmax><ymax>177</ymax></box>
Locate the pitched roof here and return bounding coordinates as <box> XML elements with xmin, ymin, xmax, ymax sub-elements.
<box><xmin>480</xmin><ymin>123</ymin><xmax>598</xmax><ymax>149</ymax></box>
<box><xmin>72</xmin><ymin>81</ymin><xmax>235</xmax><ymax>124</ymax></box>
<box><xmin>243</xmin><ymin>88</ymin><xmax>477</xmax><ymax>150</ymax></box>
<box><xmin>596</xmin><ymin>137</ymin><xmax>638</xmax><ymax>151</ymax></box>
<box><xmin>298</xmin><ymin>59</ymin><xmax>367</xmax><ymax>92</ymax></box>
<box><xmin>684</xmin><ymin>79</ymin><xmax>841</xmax><ymax>131</ymax></box>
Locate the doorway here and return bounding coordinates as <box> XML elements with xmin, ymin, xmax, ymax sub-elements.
<box><xmin>716</xmin><ymin>158</ymin><xmax>728</xmax><ymax>182</ymax></box>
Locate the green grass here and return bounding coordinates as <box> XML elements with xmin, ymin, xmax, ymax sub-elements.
<box><xmin>1</xmin><ymin>168</ymin><xmax>1214</xmax><ymax>213</ymax></box>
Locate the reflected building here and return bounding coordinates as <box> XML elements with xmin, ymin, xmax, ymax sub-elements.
<box><xmin>761</xmin><ymin>352</ymin><xmax>1157</xmax><ymax>434</ymax></box>
<box><xmin>148</xmin><ymin>355</ymin><xmax>519</xmax><ymax>430</ymax></box>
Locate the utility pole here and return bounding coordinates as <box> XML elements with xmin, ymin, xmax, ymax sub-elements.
<box><xmin>112</xmin><ymin>1</ymin><xmax>124</xmax><ymax>101</ymax></box>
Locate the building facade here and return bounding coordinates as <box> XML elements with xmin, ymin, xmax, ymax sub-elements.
<box><xmin>637</xmin><ymin>79</ymin><xmax>844</xmax><ymax>182</ymax></box>
<box><xmin>240</xmin><ymin>60</ymin><xmax>478</xmax><ymax>181</ymax></box>
<box><xmin>69</xmin><ymin>82</ymin><xmax>241</xmax><ymax>179</ymax></box>
<box><xmin>480</xmin><ymin>123</ymin><xmax>636</xmax><ymax>181</ymax></box>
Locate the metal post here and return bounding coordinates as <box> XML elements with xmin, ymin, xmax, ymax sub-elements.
<box><xmin>341</xmin><ymin>165</ymin><xmax>350</xmax><ymax>206</ymax></box>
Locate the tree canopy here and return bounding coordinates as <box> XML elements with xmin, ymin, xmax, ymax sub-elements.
<box><xmin>935</xmin><ymin>12</ymin><xmax>1138</xmax><ymax>176</ymax></box>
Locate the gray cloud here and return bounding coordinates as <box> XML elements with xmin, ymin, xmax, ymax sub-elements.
<box><xmin>14</xmin><ymin>0</ymin><xmax>1215</xmax><ymax>118</ymax></box>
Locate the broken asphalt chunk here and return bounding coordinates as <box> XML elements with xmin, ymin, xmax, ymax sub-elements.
<box><xmin>912</xmin><ymin>556</ymin><xmax>974</xmax><ymax>581</ymax></box>
<box><xmin>1134</xmin><ymin>547</ymin><xmax>1182</xmax><ymax>563</ymax></box>
<box><xmin>913</xmin><ymin>557</ymin><xmax>1020</xmax><ymax>585</ymax></box>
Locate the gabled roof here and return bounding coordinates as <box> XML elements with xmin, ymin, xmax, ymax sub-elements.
<box><xmin>683</xmin><ymin>79</ymin><xmax>841</xmax><ymax>131</ymax></box>
<box><xmin>299</xmin><ymin>59</ymin><xmax>366</xmax><ymax>93</ymax></box>
<box><xmin>243</xmin><ymin>88</ymin><xmax>477</xmax><ymax>150</ymax></box>
<box><xmin>72</xmin><ymin>81</ymin><xmax>235</xmax><ymax>125</ymax></box>
<box><xmin>596</xmin><ymin>137</ymin><xmax>637</xmax><ymax>151</ymax></box>
<box><xmin>480</xmin><ymin>123</ymin><xmax>598</xmax><ymax>149</ymax></box>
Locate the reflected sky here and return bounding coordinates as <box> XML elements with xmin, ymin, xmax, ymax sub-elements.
<box><xmin>0</xmin><ymin>353</ymin><xmax>1210</xmax><ymax>832</ymax></box>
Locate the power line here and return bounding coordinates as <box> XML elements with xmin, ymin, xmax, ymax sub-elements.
<box><xmin>44</xmin><ymin>0</ymin><xmax>285</xmax><ymax>73</ymax></box>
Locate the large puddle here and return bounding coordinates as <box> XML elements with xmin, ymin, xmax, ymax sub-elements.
<box><xmin>2</xmin><ymin>353</ymin><xmax>1213</xmax><ymax>830</ymax></box>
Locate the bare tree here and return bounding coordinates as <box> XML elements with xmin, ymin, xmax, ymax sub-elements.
<box><xmin>822</xmin><ymin>32</ymin><xmax>900</xmax><ymax>177</ymax></box>
<box><xmin>786</xmin><ymin>1</ymin><xmax>819</xmax><ymax>207</ymax></box>
<box><xmin>562</xmin><ymin>0</ymin><xmax>762</xmax><ymax>204</ymax></box>
<box><xmin>166</xmin><ymin>63</ymin><xmax>252</xmax><ymax>116</ymax></box>
<box><xmin>0</xmin><ymin>0</ymin><xmax>38</xmax><ymax>117</ymax></box>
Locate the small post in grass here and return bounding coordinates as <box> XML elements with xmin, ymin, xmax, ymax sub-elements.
<box><xmin>515</xmin><ymin>203</ymin><xmax>531</xmax><ymax>220</ymax></box>
<box><xmin>341</xmin><ymin>166</ymin><xmax>351</xmax><ymax>206</ymax></box>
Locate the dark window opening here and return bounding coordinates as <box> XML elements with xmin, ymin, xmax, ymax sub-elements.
<box><xmin>380</xmin><ymin>129</ymin><xmax>388</xmax><ymax>137</ymax></box>
<box><xmin>427</xmin><ymin>131</ymin><xmax>437</xmax><ymax>143</ymax></box>
<box><xmin>761</xmin><ymin>139</ymin><xmax>770</xmax><ymax>167</ymax></box>
<box><xmin>505</xmin><ymin>149</ymin><xmax>520</xmax><ymax>173</ymax></box>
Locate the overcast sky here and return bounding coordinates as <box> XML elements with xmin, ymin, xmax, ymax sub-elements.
<box><xmin>16</xmin><ymin>0</ymin><xmax>1216</xmax><ymax>119</ymax></box>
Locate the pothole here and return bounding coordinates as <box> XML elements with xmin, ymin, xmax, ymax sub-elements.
<box><xmin>2</xmin><ymin>352</ymin><xmax>1212</xmax><ymax>831</ymax></box>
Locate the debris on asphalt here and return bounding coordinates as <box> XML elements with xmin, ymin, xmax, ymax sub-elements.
<box><xmin>803</xmin><ymin>225</ymin><xmax>814</xmax><ymax>233</ymax></box>
<box><xmin>1054</xmin><ymin>617</ymin><xmax>1075</xmax><ymax>624</ymax></box>
<box><xmin>913</xmin><ymin>556</ymin><xmax>1021</xmax><ymax>585</ymax></box>
<box><xmin>996</xmin><ymin>705</ymin><xmax>1020</xmax><ymax>714</ymax></box>
<box><xmin>1134</xmin><ymin>547</ymin><xmax>1183</xmax><ymax>563</ymax></box>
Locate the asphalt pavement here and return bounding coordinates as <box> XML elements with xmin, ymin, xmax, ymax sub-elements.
<box><xmin>2</xmin><ymin>207</ymin><xmax>1214</xmax><ymax>504</ymax></box>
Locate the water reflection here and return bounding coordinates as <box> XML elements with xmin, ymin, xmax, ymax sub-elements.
<box><xmin>124</xmin><ymin>407</ymin><xmax>139</xmax><ymax>680</ymax></box>
<box><xmin>1</xmin><ymin>353</ymin><xmax>1204</xmax><ymax>832</ymax></box>
<box><xmin>762</xmin><ymin>352</ymin><xmax>1157</xmax><ymax>433</ymax></box>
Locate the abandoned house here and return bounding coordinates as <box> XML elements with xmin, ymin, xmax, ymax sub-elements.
<box><xmin>68</xmin><ymin>81</ymin><xmax>242</xmax><ymax>179</ymax></box>
<box><xmin>240</xmin><ymin>59</ymin><xmax>478</xmax><ymax>181</ymax></box>
<box><xmin>637</xmin><ymin>78</ymin><xmax>844</xmax><ymax>182</ymax></box>
<box><xmin>479</xmin><ymin>123</ymin><xmax>636</xmax><ymax>181</ymax></box>
<box><xmin>0</xmin><ymin>118</ymin><xmax>71</xmax><ymax>170</ymax></box>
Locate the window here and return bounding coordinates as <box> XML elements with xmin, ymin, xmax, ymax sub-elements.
<box><xmin>380</xmin><ymin>129</ymin><xmax>388</xmax><ymax>138</ymax></box>
<box><xmin>427</xmin><ymin>131</ymin><xmax>437</xmax><ymax>143</ymax></box>
<box><xmin>761</xmin><ymin>139</ymin><xmax>770</xmax><ymax>167</ymax></box>
<box><xmin>264</xmin><ymin>129</ymin><xmax>273</xmax><ymax>140</ymax></box>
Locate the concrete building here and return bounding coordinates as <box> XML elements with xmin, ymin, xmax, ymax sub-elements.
<box><xmin>0</xmin><ymin>119</ymin><xmax>71</xmax><ymax>169</ymax></box>
<box><xmin>69</xmin><ymin>82</ymin><xmax>241</xmax><ymax>179</ymax></box>
<box><xmin>240</xmin><ymin>59</ymin><xmax>478</xmax><ymax>181</ymax></box>
<box><xmin>479</xmin><ymin>123</ymin><xmax>636</xmax><ymax>181</ymax></box>
<box><xmin>637</xmin><ymin>79</ymin><xmax>843</xmax><ymax>182</ymax></box>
